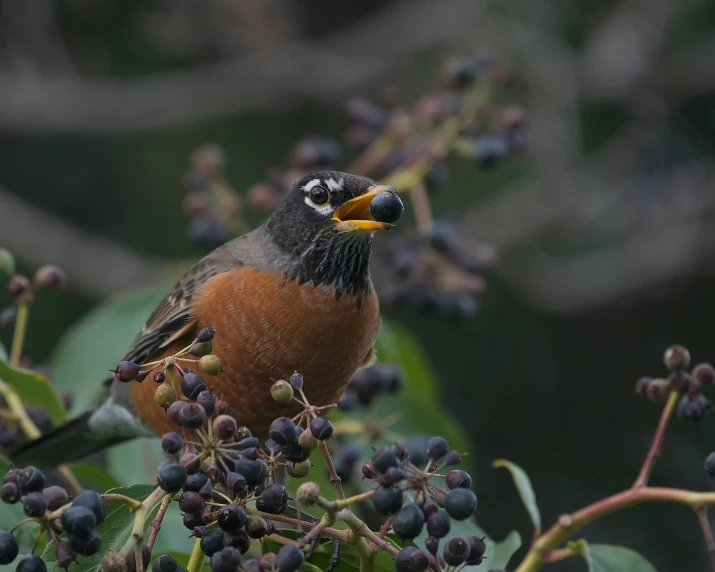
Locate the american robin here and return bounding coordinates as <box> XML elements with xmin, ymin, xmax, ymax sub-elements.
<box><xmin>12</xmin><ymin>171</ymin><xmax>400</xmax><ymax>468</ymax></box>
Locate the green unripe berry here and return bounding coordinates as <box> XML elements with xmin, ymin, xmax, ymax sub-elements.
<box><xmin>286</xmin><ymin>460</ymin><xmax>311</xmax><ymax>478</ymax></box>
<box><xmin>0</xmin><ymin>249</ymin><xmax>14</xmax><ymax>276</ymax></box>
<box><xmin>297</xmin><ymin>429</ymin><xmax>319</xmax><ymax>451</ymax></box>
<box><xmin>190</xmin><ymin>341</ymin><xmax>213</xmax><ymax>357</ymax></box>
<box><xmin>270</xmin><ymin>380</ymin><xmax>294</xmax><ymax>404</ymax></box>
<box><xmin>154</xmin><ymin>383</ymin><xmax>177</xmax><ymax>408</ymax></box>
<box><xmin>199</xmin><ymin>354</ymin><xmax>222</xmax><ymax>376</ymax></box>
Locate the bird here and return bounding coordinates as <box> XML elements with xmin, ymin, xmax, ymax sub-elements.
<box><xmin>12</xmin><ymin>171</ymin><xmax>401</xmax><ymax>469</ymax></box>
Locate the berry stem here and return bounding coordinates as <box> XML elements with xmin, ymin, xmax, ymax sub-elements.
<box><xmin>134</xmin><ymin>541</ymin><xmax>144</xmax><ymax>572</ymax></box>
<box><xmin>186</xmin><ymin>536</ymin><xmax>204</xmax><ymax>572</ymax></box>
<box><xmin>9</xmin><ymin>302</ymin><xmax>29</xmax><ymax>365</ymax></box>
<box><xmin>297</xmin><ymin>512</ymin><xmax>335</xmax><ymax>548</ymax></box>
<box><xmin>147</xmin><ymin>494</ymin><xmax>173</xmax><ymax>550</ymax></box>
<box><xmin>246</xmin><ymin>508</ymin><xmax>350</xmax><ymax>541</ymax></box>
<box><xmin>633</xmin><ymin>390</ymin><xmax>679</xmax><ymax>488</ymax></box>
<box><xmin>320</xmin><ymin>440</ymin><xmax>346</xmax><ymax>501</ymax></box>
<box><xmin>696</xmin><ymin>507</ymin><xmax>715</xmax><ymax>572</ymax></box>
<box><xmin>118</xmin><ymin>487</ymin><xmax>169</xmax><ymax>558</ymax></box>
<box><xmin>515</xmin><ymin>487</ymin><xmax>715</xmax><ymax>572</ymax></box>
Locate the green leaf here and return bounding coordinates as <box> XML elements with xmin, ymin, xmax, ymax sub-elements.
<box><xmin>376</xmin><ymin>320</ymin><xmax>437</xmax><ymax>403</ymax></box>
<box><xmin>69</xmin><ymin>460</ymin><xmax>120</xmax><ymax>492</ymax></box>
<box><xmin>0</xmin><ymin>457</ymin><xmax>43</xmax><ymax>572</ymax></box>
<box><xmin>488</xmin><ymin>530</ymin><xmax>522</xmax><ymax>570</ymax></box>
<box><xmin>493</xmin><ymin>458</ymin><xmax>541</xmax><ymax>534</ymax></box>
<box><xmin>50</xmin><ymin>284</ymin><xmax>169</xmax><ymax>415</ymax></box>
<box><xmin>0</xmin><ymin>359</ymin><xmax>66</xmax><ymax>425</ymax></box>
<box><xmin>42</xmin><ymin>484</ymin><xmax>157</xmax><ymax>572</ymax></box>
<box><xmin>570</xmin><ymin>540</ymin><xmax>657</xmax><ymax>572</ymax></box>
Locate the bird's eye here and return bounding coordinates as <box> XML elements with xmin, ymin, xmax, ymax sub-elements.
<box><xmin>308</xmin><ymin>186</ymin><xmax>330</xmax><ymax>206</ymax></box>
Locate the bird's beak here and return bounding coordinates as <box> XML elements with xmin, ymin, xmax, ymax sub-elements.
<box><xmin>332</xmin><ymin>185</ymin><xmax>396</xmax><ymax>232</ymax></box>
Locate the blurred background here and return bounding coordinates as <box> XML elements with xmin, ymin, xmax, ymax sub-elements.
<box><xmin>1</xmin><ymin>0</ymin><xmax>715</xmax><ymax>570</ymax></box>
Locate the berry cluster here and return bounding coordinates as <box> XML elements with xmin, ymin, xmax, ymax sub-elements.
<box><xmin>635</xmin><ymin>344</ymin><xmax>714</xmax><ymax>423</ymax></box>
<box><xmin>179</xmin><ymin>51</ymin><xmax>523</xmax><ymax>318</ymax></box>
<box><xmin>0</xmin><ymin>249</ymin><xmax>69</xmax><ymax>454</ymax></box>
<box><xmin>1</xmin><ymin>467</ymin><xmax>106</xmax><ymax>572</ymax></box>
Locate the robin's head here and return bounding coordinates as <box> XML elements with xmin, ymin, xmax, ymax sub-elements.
<box><xmin>267</xmin><ymin>171</ymin><xmax>400</xmax><ymax>296</ymax></box>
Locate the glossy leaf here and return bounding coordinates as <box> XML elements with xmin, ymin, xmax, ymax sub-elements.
<box><xmin>42</xmin><ymin>484</ymin><xmax>157</xmax><ymax>572</ymax></box>
<box><xmin>0</xmin><ymin>457</ymin><xmax>43</xmax><ymax>572</ymax></box>
<box><xmin>376</xmin><ymin>319</ymin><xmax>437</xmax><ymax>403</ymax></box>
<box><xmin>493</xmin><ymin>458</ymin><xmax>541</xmax><ymax>534</ymax></box>
<box><xmin>570</xmin><ymin>540</ymin><xmax>658</xmax><ymax>572</ymax></box>
<box><xmin>0</xmin><ymin>359</ymin><xmax>65</xmax><ymax>424</ymax></box>
<box><xmin>50</xmin><ymin>284</ymin><xmax>169</xmax><ymax>415</ymax></box>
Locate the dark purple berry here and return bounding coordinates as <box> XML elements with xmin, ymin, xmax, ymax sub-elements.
<box><xmin>369</xmin><ymin>190</ymin><xmax>403</xmax><ymax>225</ymax></box>
<box><xmin>706</xmin><ymin>452</ymin><xmax>715</xmax><ymax>477</ymax></box>
<box><xmin>465</xmin><ymin>536</ymin><xmax>487</xmax><ymax>565</ymax></box>
<box><xmin>152</xmin><ymin>554</ymin><xmax>179</xmax><ymax>572</ymax></box>
<box><xmin>256</xmin><ymin>483</ymin><xmax>288</xmax><ymax>515</ymax></box>
<box><xmin>424</xmin><ymin>536</ymin><xmax>439</xmax><ymax>556</ymax></box>
<box><xmin>183</xmin><ymin>512</ymin><xmax>204</xmax><ymax>530</ymax></box>
<box><xmin>69</xmin><ymin>530</ymin><xmax>101</xmax><ymax>556</ymax></box>
<box><xmin>197</xmin><ymin>391</ymin><xmax>218</xmax><ymax>417</ymax></box>
<box><xmin>223</xmin><ymin>530</ymin><xmax>251</xmax><ymax>554</ymax></box>
<box><xmin>275</xmin><ymin>544</ymin><xmax>305</xmax><ymax>572</ymax></box>
<box><xmin>394</xmin><ymin>546</ymin><xmax>429</xmax><ymax>572</ymax></box>
<box><xmin>443</xmin><ymin>537</ymin><xmax>469</xmax><ymax>566</ymax></box>
<box><xmin>425</xmin><ymin>436</ymin><xmax>449</xmax><ymax>460</ymax></box>
<box><xmin>635</xmin><ymin>376</ymin><xmax>652</xmax><ymax>395</ymax></box>
<box><xmin>179</xmin><ymin>492</ymin><xmax>204</xmax><ymax>513</ymax></box>
<box><xmin>0</xmin><ymin>482</ymin><xmax>21</xmax><ymax>504</ymax></box>
<box><xmin>392</xmin><ymin>504</ymin><xmax>425</xmax><ymax>539</ymax></box>
<box><xmin>378</xmin><ymin>467</ymin><xmax>406</xmax><ymax>487</ymax></box>
<box><xmin>233</xmin><ymin>459</ymin><xmax>267</xmax><ymax>488</ymax></box>
<box><xmin>158</xmin><ymin>464</ymin><xmax>188</xmax><ymax>493</ymax></box>
<box><xmin>693</xmin><ymin>364</ymin><xmax>715</xmax><ymax>389</ymax></box>
<box><xmin>23</xmin><ymin>492</ymin><xmax>47</xmax><ymax>517</ymax></box>
<box><xmin>181</xmin><ymin>373</ymin><xmax>207</xmax><ymax>400</ymax></box>
<box><xmin>200</xmin><ymin>529</ymin><xmax>225</xmax><ymax>556</ymax></box>
<box><xmin>128</xmin><ymin>545</ymin><xmax>152</xmax><ymax>572</ymax></box>
<box><xmin>371</xmin><ymin>447</ymin><xmax>398</xmax><ymax>474</ymax></box>
<box><xmin>56</xmin><ymin>539</ymin><xmax>77</xmax><ymax>569</ymax></box>
<box><xmin>210</xmin><ymin>547</ymin><xmax>242</xmax><ymax>572</ymax></box>
<box><xmin>161</xmin><ymin>432</ymin><xmax>185</xmax><ymax>455</ymax></box>
<box><xmin>196</xmin><ymin>328</ymin><xmax>215</xmax><ymax>343</ymax></box>
<box><xmin>677</xmin><ymin>393</ymin><xmax>710</xmax><ymax>423</ymax></box>
<box><xmin>427</xmin><ymin>509</ymin><xmax>451</xmax><ymax>538</ymax></box>
<box><xmin>15</xmin><ymin>554</ymin><xmax>46</xmax><ymax>572</ymax></box>
<box><xmin>444</xmin><ymin>451</ymin><xmax>464</xmax><ymax>466</ymax></box>
<box><xmin>444</xmin><ymin>488</ymin><xmax>478</xmax><ymax>520</ymax></box>
<box><xmin>179</xmin><ymin>403</ymin><xmax>207</xmax><ymax>429</ymax></box>
<box><xmin>225</xmin><ymin>472</ymin><xmax>248</xmax><ymax>496</ymax></box>
<box><xmin>445</xmin><ymin>470</ymin><xmax>472</xmax><ymax>490</ymax></box>
<box><xmin>289</xmin><ymin>373</ymin><xmax>304</xmax><ymax>390</ymax></box>
<box><xmin>114</xmin><ymin>361</ymin><xmax>141</xmax><ymax>382</ymax></box>
<box><xmin>213</xmin><ymin>415</ymin><xmax>237</xmax><ymax>441</ymax></box>
<box><xmin>183</xmin><ymin>472</ymin><xmax>209</xmax><ymax>493</ymax></box>
<box><xmin>42</xmin><ymin>486</ymin><xmax>69</xmax><ymax>511</ymax></box>
<box><xmin>269</xmin><ymin>417</ymin><xmax>297</xmax><ymax>446</ymax></box>
<box><xmin>217</xmin><ymin>504</ymin><xmax>247</xmax><ymax>532</ymax></box>
<box><xmin>309</xmin><ymin>418</ymin><xmax>333</xmax><ymax>440</ymax></box>
<box><xmin>17</xmin><ymin>467</ymin><xmax>44</xmax><ymax>493</ymax></box>
<box><xmin>237</xmin><ymin>437</ymin><xmax>259</xmax><ymax>449</ymax></box>
<box><xmin>664</xmin><ymin>345</ymin><xmax>691</xmax><ymax>371</ymax></box>
<box><xmin>166</xmin><ymin>400</ymin><xmax>187</xmax><ymax>425</ymax></box>
<box><xmin>371</xmin><ymin>486</ymin><xmax>403</xmax><ymax>516</ymax></box>
<box><xmin>61</xmin><ymin>506</ymin><xmax>97</xmax><ymax>539</ymax></box>
<box><xmin>0</xmin><ymin>531</ymin><xmax>18</xmax><ymax>565</ymax></box>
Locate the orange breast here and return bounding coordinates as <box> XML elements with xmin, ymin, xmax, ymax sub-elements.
<box><xmin>130</xmin><ymin>267</ymin><xmax>380</xmax><ymax>437</ymax></box>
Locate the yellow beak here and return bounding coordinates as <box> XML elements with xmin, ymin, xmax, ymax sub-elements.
<box><xmin>332</xmin><ymin>185</ymin><xmax>397</xmax><ymax>232</ymax></box>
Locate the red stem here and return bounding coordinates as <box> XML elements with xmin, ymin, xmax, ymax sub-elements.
<box><xmin>633</xmin><ymin>391</ymin><xmax>679</xmax><ymax>488</ymax></box>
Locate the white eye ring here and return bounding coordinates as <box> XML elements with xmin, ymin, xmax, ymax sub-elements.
<box><xmin>303</xmin><ymin>179</ymin><xmax>333</xmax><ymax>215</ymax></box>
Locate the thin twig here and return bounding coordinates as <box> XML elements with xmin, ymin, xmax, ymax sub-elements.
<box><xmin>9</xmin><ymin>303</ymin><xmax>28</xmax><ymax>365</ymax></box>
<box><xmin>148</xmin><ymin>495</ymin><xmax>173</xmax><ymax>550</ymax></box>
<box><xmin>633</xmin><ymin>391</ymin><xmax>680</xmax><ymax>488</ymax></box>
<box><xmin>321</xmin><ymin>441</ymin><xmax>345</xmax><ymax>501</ymax></box>
<box><xmin>696</xmin><ymin>507</ymin><xmax>715</xmax><ymax>572</ymax></box>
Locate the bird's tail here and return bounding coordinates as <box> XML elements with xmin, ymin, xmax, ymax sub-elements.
<box><xmin>10</xmin><ymin>411</ymin><xmax>131</xmax><ymax>469</ymax></box>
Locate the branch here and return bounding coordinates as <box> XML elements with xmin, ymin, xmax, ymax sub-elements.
<box><xmin>633</xmin><ymin>391</ymin><xmax>679</xmax><ymax>488</ymax></box>
<box><xmin>696</xmin><ymin>507</ymin><xmax>715</xmax><ymax>572</ymax></box>
<box><xmin>0</xmin><ymin>0</ymin><xmax>479</xmax><ymax>134</ymax></box>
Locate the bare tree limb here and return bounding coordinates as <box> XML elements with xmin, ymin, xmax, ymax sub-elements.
<box><xmin>0</xmin><ymin>187</ymin><xmax>164</xmax><ymax>299</ymax></box>
<box><xmin>0</xmin><ymin>0</ymin><xmax>479</xmax><ymax>134</ymax></box>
